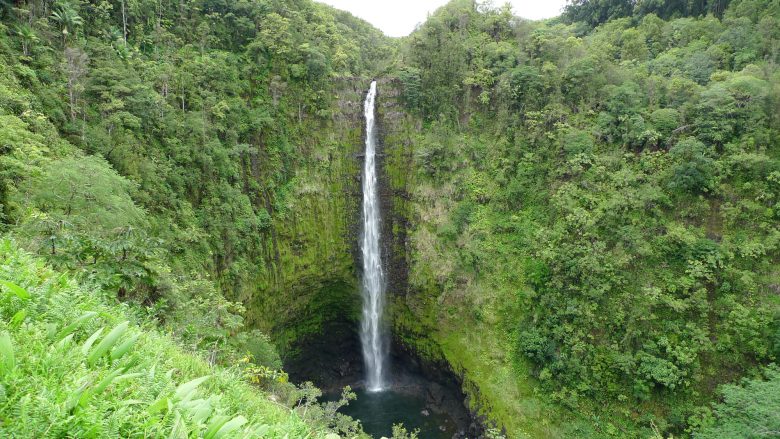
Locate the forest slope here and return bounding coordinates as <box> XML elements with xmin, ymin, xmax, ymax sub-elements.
<box><xmin>0</xmin><ymin>0</ymin><xmax>388</xmax><ymax>436</ymax></box>
<box><xmin>385</xmin><ymin>0</ymin><xmax>780</xmax><ymax>436</ymax></box>
<box><xmin>0</xmin><ymin>0</ymin><xmax>393</xmax><ymax>359</ymax></box>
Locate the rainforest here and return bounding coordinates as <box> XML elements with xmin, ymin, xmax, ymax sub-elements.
<box><xmin>0</xmin><ymin>0</ymin><xmax>779</xmax><ymax>437</ymax></box>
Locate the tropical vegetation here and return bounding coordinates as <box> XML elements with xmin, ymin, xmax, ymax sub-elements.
<box><xmin>0</xmin><ymin>0</ymin><xmax>778</xmax><ymax>437</ymax></box>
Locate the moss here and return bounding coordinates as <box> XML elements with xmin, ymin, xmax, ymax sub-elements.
<box><xmin>391</xmin><ymin>288</ymin><xmax>616</xmax><ymax>438</ymax></box>
<box><xmin>240</xmin><ymin>79</ymin><xmax>371</xmax><ymax>353</ymax></box>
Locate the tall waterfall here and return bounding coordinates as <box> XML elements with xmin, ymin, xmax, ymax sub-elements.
<box><xmin>360</xmin><ymin>81</ymin><xmax>387</xmax><ymax>392</ymax></box>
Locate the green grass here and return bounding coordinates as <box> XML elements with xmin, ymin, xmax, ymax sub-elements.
<box><xmin>0</xmin><ymin>239</ymin><xmax>328</xmax><ymax>438</ymax></box>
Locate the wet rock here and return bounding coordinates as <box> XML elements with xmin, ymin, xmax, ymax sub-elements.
<box><xmin>427</xmin><ymin>382</ymin><xmax>446</xmax><ymax>407</ymax></box>
<box><xmin>337</xmin><ymin>360</ymin><xmax>351</xmax><ymax>377</ymax></box>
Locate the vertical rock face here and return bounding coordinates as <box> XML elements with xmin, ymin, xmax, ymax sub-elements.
<box><xmin>276</xmin><ymin>78</ymin><xmax>416</xmax><ymax>388</ymax></box>
<box><xmin>275</xmin><ymin>78</ymin><xmax>485</xmax><ymax>435</ymax></box>
<box><xmin>244</xmin><ymin>78</ymin><xmax>372</xmax><ymax>356</ymax></box>
<box><xmin>374</xmin><ymin>78</ymin><xmax>415</xmax><ymax>299</ymax></box>
<box><xmin>279</xmin><ymin>78</ymin><xmax>418</xmax><ymax>382</ymax></box>
<box><xmin>374</xmin><ymin>80</ymin><xmax>492</xmax><ymax>437</ymax></box>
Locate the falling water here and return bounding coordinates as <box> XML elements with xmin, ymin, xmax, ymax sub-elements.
<box><xmin>360</xmin><ymin>80</ymin><xmax>387</xmax><ymax>392</ymax></box>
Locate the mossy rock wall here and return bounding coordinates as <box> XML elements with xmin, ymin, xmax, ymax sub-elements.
<box><xmin>375</xmin><ymin>78</ymin><xmax>417</xmax><ymax>299</ymax></box>
<box><xmin>243</xmin><ymin>78</ymin><xmax>371</xmax><ymax>356</ymax></box>
<box><xmin>374</xmin><ymin>79</ymin><xmax>494</xmax><ymax>429</ymax></box>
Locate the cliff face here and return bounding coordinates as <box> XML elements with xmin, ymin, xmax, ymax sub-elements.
<box><xmin>244</xmin><ymin>78</ymin><xmax>372</xmax><ymax>355</ymax></box>
<box><xmin>245</xmin><ymin>77</ymin><xmax>518</xmax><ymax>434</ymax></box>
<box><xmin>375</xmin><ymin>78</ymin><xmax>416</xmax><ymax>299</ymax></box>
<box><xmin>373</xmin><ymin>80</ymin><xmax>569</xmax><ymax>437</ymax></box>
<box><xmin>374</xmin><ymin>79</ymin><xmax>501</xmax><ymax>436</ymax></box>
<box><xmin>245</xmin><ymin>77</ymin><xmax>424</xmax><ymax>379</ymax></box>
<box><xmin>245</xmin><ymin>77</ymin><xmax>503</xmax><ymax>434</ymax></box>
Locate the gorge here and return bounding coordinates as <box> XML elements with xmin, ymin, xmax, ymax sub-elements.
<box><xmin>283</xmin><ymin>79</ymin><xmax>479</xmax><ymax>438</ymax></box>
<box><xmin>0</xmin><ymin>0</ymin><xmax>779</xmax><ymax>438</ymax></box>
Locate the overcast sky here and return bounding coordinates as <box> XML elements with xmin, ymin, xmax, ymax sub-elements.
<box><xmin>317</xmin><ymin>0</ymin><xmax>567</xmax><ymax>37</ymax></box>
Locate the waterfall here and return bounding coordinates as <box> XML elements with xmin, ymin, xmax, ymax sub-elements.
<box><xmin>360</xmin><ymin>80</ymin><xmax>387</xmax><ymax>392</ymax></box>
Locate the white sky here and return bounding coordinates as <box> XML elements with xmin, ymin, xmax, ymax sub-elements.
<box><xmin>318</xmin><ymin>0</ymin><xmax>567</xmax><ymax>37</ymax></box>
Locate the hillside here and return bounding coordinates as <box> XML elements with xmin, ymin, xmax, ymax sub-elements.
<box><xmin>381</xmin><ymin>0</ymin><xmax>780</xmax><ymax>436</ymax></box>
<box><xmin>0</xmin><ymin>240</ymin><xmax>345</xmax><ymax>437</ymax></box>
<box><xmin>0</xmin><ymin>0</ymin><xmax>390</xmax><ymax>436</ymax></box>
<box><xmin>0</xmin><ymin>0</ymin><xmax>404</xmax><ymax>356</ymax></box>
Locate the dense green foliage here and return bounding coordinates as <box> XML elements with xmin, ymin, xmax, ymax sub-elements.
<box><xmin>0</xmin><ymin>0</ymin><xmax>393</xmax><ymax>357</ymax></box>
<box><xmin>388</xmin><ymin>0</ymin><xmax>780</xmax><ymax>436</ymax></box>
<box><xmin>0</xmin><ymin>0</ymin><xmax>389</xmax><ymax>436</ymax></box>
<box><xmin>562</xmin><ymin>0</ymin><xmax>733</xmax><ymax>26</ymax></box>
<box><xmin>694</xmin><ymin>365</ymin><xmax>780</xmax><ymax>438</ymax></box>
<box><xmin>0</xmin><ymin>240</ymin><xmax>334</xmax><ymax>437</ymax></box>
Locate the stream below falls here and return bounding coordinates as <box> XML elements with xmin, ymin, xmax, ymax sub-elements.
<box><xmin>337</xmin><ymin>385</ymin><xmax>459</xmax><ymax>438</ymax></box>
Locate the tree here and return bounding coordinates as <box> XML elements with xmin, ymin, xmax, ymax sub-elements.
<box><xmin>51</xmin><ymin>3</ymin><xmax>83</xmax><ymax>46</ymax></box>
<box><xmin>694</xmin><ymin>366</ymin><xmax>780</xmax><ymax>438</ymax></box>
<box><xmin>63</xmin><ymin>47</ymin><xmax>88</xmax><ymax>123</ymax></box>
<box><xmin>398</xmin><ymin>67</ymin><xmax>422</xmax><ymax>111</ymax></box>
<box><xmin>15</xmin><ymin>25</ymin><xmax>39</xmax><ymax>57</ymax></box>
<box><xmin>0</xmin><ymin>115</ymin><xmax>49</xmax><ymax>227</ymax></box>
<box><xmin>22</xmin><ymin>155</ymin><xmax>145</xmax><ymax>237</ymax></box>
<box><xmin>563</xmin><ymin>0</ymin><xmax>636</xmax><ymax>26</ymax></box>
<box><xmin>667</xmin><ymin>137</ymin><xmax>717</xmax><ymax>194</ymax></box>
<box><xmin>18</xmin><ymin>155</ymin><xmax>150</xmax><ymax>291</ymax></box>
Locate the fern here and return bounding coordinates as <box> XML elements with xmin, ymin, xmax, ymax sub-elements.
<box><xmin>0</xmin><ymin>331</ymin><xmax>15</xmax><ymax>376</ymax></box>
<box><xmin>53</xmin><ymin>311</ymin><xmax>97</xmax><ymax>342</ymax></box>
<box><xmin>81</xmin><ymin>327</ymin><xmax>105</xmax><ymax>355</ymax></box>
<box><xmin>0</xmin><ymin>242</ymin><xmax>330</xmax><ymax>438</ymax></box>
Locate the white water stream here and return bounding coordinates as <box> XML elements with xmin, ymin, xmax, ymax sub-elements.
<box><xmin>360</xmin><ymin>81</ymin><xmax>387</xmax><ymax>392</ymax></box>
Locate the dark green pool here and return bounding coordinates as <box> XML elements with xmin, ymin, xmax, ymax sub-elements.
<box><xmin>284</xmin><ymin>330</ymin><xmax>473</xmax><ymax>438</ymax></box>
<box><xmin>340</xmin><ymin>388</ymin><xmax>459</xmax><ymax>438</ymax></box>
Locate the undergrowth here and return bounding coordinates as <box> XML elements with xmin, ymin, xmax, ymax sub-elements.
<box><xmin>0</xmin><ymin>239</ymin><xmax>335</xmax><ymax>438</ymax></box>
